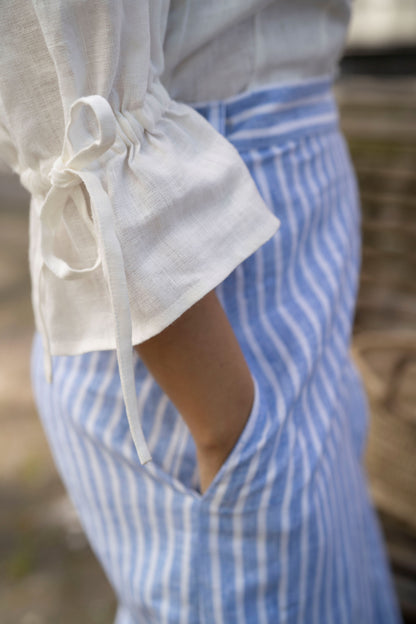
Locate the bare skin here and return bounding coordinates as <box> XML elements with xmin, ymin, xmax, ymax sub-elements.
<box><xmin>134</xmin><ymin>289</ymin><xmax>254</xmax><ymax>494</ymax></box>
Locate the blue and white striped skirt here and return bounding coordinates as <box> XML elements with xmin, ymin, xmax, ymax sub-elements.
<box><xmin>31</xmin><ymin>76</ymin><xmax>403</xmax><ymax>624</ymax></box>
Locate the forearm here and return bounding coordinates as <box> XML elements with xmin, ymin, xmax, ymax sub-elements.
<box><xmin>134</xmin><ymin>289</ymin><xmax>254</xmax><ymax>490</ymax></box>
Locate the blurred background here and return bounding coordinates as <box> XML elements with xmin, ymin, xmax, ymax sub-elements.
<box><xmin>1</xmin><ymin>1</ymin><xmax>415</xmax><ymax>622</ymax></box>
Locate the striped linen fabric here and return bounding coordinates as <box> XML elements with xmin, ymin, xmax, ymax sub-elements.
<box><xmin>30</xmin><ymin>76</ymin><xmax>403</xmax><ymax>623</ymax></box>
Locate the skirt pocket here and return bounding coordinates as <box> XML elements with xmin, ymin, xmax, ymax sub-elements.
<box><xmin>143</xmin><ymin>375</ymin><xmax>265</xmax><ymax>503</ymax></box>
<box><xmin>196</xmin><ymin>376</ymin><xmax>263</xmax><ymax>500</ymax></box>
<box><xmin>197</xmin><ymin>377</ymin><xmax>280</xmax><ymax>509</ymax></box>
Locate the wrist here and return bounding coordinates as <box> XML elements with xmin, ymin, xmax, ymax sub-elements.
<box><xmin>192</xmin><ymin>376</ymin><xmax>254</xmax><ymax>454</ymax></box>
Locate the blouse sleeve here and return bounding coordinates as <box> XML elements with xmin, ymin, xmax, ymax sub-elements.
<box><xmin>0</xmin><ymin>0</ymin><xmax>280</xmax><ymax>464</ymax></box>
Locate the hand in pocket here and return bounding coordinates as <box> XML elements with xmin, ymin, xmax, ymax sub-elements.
<box><xmin>135</xmin><ymin>289</ymin><xmax>257</xmax><ymax>494</ymax></box>
<box><xmin>195</xmin><ymin>380</ymin><xmax>256</xmax><ymax>494</ymax></box>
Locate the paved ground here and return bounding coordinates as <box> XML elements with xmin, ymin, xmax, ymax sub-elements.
<box><xmin>0</xmin><ymin>74</ymin><xmax>415</xmax><ymax>623</ymax></box>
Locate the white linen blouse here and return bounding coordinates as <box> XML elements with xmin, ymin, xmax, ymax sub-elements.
<box><xmin>0</xmin><ymin>1</ymin><xmax>351</xmax><ymax>464</ymax></box>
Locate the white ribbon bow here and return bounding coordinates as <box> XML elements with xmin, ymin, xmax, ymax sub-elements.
<box><xmin>38</xmin><ymin>94</ymin><xmax>152</xmax><ymax>465</ymax></box>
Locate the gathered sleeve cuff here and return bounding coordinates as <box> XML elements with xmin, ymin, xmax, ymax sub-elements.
<box><xmin>0</xmin><ymin>1</ymin><xmax>280</xmax><ymax>465</ymax></box>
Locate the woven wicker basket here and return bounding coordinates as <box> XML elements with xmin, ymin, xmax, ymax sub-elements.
<box><xmin>351</xmin><ymin>331</ymin><xmax>416</xmax><ymax>535</ymax></box>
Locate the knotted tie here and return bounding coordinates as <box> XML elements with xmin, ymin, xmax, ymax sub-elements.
<box><xmin>38</xmin><ymin>94</ymin><xmax>152</xmax><ymax>465</ymax></box>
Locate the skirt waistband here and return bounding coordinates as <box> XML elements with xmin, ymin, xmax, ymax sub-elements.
<box><xmin>191</xmin><ymin>75</ymin><xmax>339</xmax><ymax>150</ymax></box>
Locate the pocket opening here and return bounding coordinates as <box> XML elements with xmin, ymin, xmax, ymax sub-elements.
<box><xmin>142</xmin><ymin>376</ymin><xmax>262</xmax><ymax>502</ymax></box>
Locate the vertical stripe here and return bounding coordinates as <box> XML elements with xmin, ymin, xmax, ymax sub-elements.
<box><xmin>296</xmin><ymin>430</ymin><xmax>310</xmax><ymax>624</ymax></box>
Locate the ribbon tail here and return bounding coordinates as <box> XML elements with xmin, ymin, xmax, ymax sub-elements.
<box><xmin>38</xmin><ymin>263</ymin><xmax>53</xmax><ymax>383</ymax></box>
<box><xmin>81</xmin><ymin>172</ymin><xmax>152</xmax><ymax>465</ymax></box>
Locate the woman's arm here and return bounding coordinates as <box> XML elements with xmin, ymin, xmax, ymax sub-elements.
<box><xmin>0</xmin><ymin>1</ymin><xmax>279</xmax><ymax>470</ymax></box>
<box><xmin>134</xmin><ymin>289</ymin><xmax>254</xmax><ymax>493</ymax></box>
